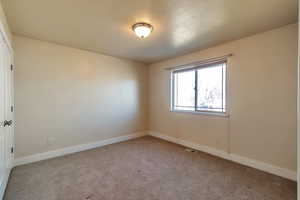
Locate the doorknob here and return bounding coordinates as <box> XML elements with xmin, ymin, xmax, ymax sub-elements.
<box><xmin>3</xmin><ymin>120</ymin><xmax>12</xmax><ymax>127</ymax></box>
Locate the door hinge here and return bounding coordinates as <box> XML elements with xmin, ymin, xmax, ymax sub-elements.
<box><xmin>11</xmin><ymin>106</ymin><xmax>13</xmax><ymax>112</ymax></box>
<box><xmin>10</xmin><ymin>64</ymin><xmax>13</xmax><ymax>71</ymax></box>
<box><xmin>11</xmin><ymin>147</ymin><xmax>14</xmax><ymax>154</ymax></box>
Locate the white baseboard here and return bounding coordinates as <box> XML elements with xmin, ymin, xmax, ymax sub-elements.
<box><xmin>14</xmin><ymin>132</ymin><xmax>146</xmax><ymax>167</ymax></box>
<box><xmin>0</xmin><ymin>168</ymin><xmax>11</xmax><ymax>200</ymax></box>
<box><xmin>148</xmin><ymin>131</ymin><xmax>297</xmax><ymax>181</ymax></box>
<box><xmin>12</xmin><ymin>130</ymin><xmax>297</xmax><ymax>182</ymax></box>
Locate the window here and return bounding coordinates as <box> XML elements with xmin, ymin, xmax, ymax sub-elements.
<box><xmin>171</xmin><ymin>61</ymin><xmax>227</xmax><ymax>115</ymax></box>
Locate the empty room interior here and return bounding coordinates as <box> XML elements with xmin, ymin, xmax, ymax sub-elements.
<box><xmin>0</xmin><ymin>0</ymin><xmax>299</xmax><ymax>199</ymax></box>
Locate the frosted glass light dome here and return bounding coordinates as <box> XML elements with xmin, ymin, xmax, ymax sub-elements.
<box><xmin>132</xmin><ymin>23</ymin><xmax>153</xmax><ymax>39</ymax></box>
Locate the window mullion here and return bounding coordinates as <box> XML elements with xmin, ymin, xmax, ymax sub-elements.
<box><xmin>194</xmin><ymin>70</ymin><xmax>198</xmax><ymax>112</ymax></box>
<box><xmin>221</xmin><ymin>65</ymin><xmax>224</xmax><ymax>112</ymax></box>
<box><xmin>172</xmin><ymin>72</ymin><xmax>175</xmax><ymax>110</ymax></box>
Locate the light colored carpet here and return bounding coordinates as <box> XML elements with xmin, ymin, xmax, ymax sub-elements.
<box><xmin>4</xmin><ymin>136</ymin><xmax>296</xmax><ymax>200</ymax></box>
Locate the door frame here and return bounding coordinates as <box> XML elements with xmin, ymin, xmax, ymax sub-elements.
<box><xmin>0</xmin><ymin>19</ymin><xmax>14</xmax><ymax>200</ymax></box>
<box><xmin>297</xmin><ymin>3</ymin><xmax>300</xmax><ymax>200</ymax></box>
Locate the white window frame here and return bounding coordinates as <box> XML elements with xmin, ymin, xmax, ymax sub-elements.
<box><xmin>170</xmin><ymin>60</ymin><xmax>229</xmax><ymax>117</ymax></box>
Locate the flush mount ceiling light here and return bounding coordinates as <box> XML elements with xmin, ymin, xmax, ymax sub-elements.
<box><xmin>132</xmin><ymin>22</ymin><xmax>153</xmax><ymax>39</ymax></box>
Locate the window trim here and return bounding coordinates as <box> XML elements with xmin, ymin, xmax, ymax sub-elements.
<box><xmin>170</xmin><ymin>60</ymin><xmax>229</xmax><ymax>117</ymax></box>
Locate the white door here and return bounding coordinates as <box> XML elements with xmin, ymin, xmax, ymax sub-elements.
<box><xmin>3</xmin><ymin>37</ymin><xmax>13</xmax><ymax>170</ymax></box>
<box><xmin>0</xmin><ymin>34</ymin><xmax>13</xmax><ymax>199</ymax></box>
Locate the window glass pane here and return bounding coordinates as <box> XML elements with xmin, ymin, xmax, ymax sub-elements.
<box><xmin>197</xmin><ymin>63</ymin><xmax>226</xmax><ymax>112</ymax></box>
<box><xmin>173</xmin><ymin>70</ymin><xmax>195</xmax><ymax>111</ymax></box>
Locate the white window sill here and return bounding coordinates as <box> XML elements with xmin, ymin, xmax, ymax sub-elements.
<box><xmin>170</xmin><ymin>110</ymin><xmax>229</xmax><ymax>117</ymax></box>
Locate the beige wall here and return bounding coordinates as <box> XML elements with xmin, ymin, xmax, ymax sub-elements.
<box><xmin>149</xmin><ymin>23</ymin><xmax>298</xmax><ymax>171</ymax></box>
<box><xmin>13</xmin><ymin>35</ymin><xmax>148</xmax><ymax>158</ymax></box>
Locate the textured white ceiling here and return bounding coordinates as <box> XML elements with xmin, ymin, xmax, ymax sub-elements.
<box><xmin>2</xmin><ymin>0</ymin><xmax>298</xmax><ymax>63</ymax></box>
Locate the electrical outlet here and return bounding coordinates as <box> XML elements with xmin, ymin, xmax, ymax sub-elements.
<box><xmin>47</xmin><ymin>137</ymin><xmax>56</xmax><ymax>146</ymax></box>
<box><xmin>215</xmin><ymin>139</ymin><xmax>220</xmax><ymax>146</ymax></box>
